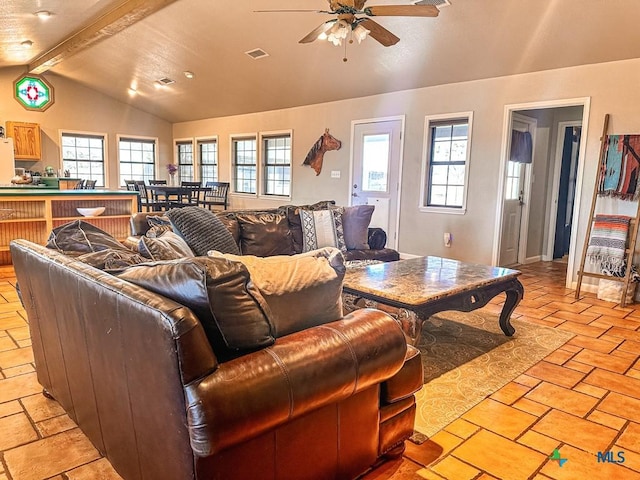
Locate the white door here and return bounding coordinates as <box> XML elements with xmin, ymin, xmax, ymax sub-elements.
<box><xmin>499</xmin><ymin>114</ymin><xmax>536</xmax><ymax>266</ymax></box>
<box><xmin>351</xmin><ymin>119</ymin><xmax>403</xmax><ymax>248</ymax></box>
<box><xmin>499</xmin><ymin>160</ymin><xmax>526</xmax><ymax>265</ymax></box>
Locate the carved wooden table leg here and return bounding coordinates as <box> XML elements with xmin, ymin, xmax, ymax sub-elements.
<box><xmin>498</xmin><ymin>279</ymin><xmax>524</xmax><ymax>336</ymax></box>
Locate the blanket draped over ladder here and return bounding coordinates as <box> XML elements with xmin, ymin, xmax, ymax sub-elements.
<box><xmin>586</xmin><ymin>214</ymin><xmax>631</xmax><ymax>276</ymax></box>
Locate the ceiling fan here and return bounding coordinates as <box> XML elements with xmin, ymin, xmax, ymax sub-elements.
<box><xmin>257</xmin><ymin>1</ymin><xmax>440</xmax><ymax>48</ymax></box>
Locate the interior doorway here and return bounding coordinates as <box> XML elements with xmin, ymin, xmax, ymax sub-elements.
<box><xmin>350</xmin><ymin>117</ymin><xmax>404</xmax><ymax>249</ymax></box>
<box><xmin>493</xmin><ymin>98</ymin><xmax>591</xmax><ymax>289</ymax></box>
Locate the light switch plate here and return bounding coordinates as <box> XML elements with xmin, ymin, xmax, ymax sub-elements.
<box><xmin>331</xmin><ymin>170</ymin><xmax>341</xmax><ymax>178</ymax></box>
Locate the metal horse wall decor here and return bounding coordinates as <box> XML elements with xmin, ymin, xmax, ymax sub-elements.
<box><xmin>302</xmin><ymin>129</ymin><xmax>342</xmax><ymax>175</ymax></box>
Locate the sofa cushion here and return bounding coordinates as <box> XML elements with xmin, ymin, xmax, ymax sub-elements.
<box><xmin>118</xmin><ymin>257</ymin><xmax>274</xmax><ymax>361</ymax></box>
<box><xmin>342</xmin><ymin>205</ymin><xmax>374</xmax><ymax>250</ymax></box>
<box><xmin>46</xmin><ymin>220</ymin><xmax>129</xmax><ymax>255</ymax></box>
<box><xmin>209</xmin><ymin>247</ymin><xmax>345</xmax><ymax>337</ymax></box>
<box><xmin>138</xmin><ymin>231</ymin><xmax>194</xmax><ymax>260</ymax></box>
<box><xmin>166</xmin><ymin>207</ymin><xmax>240</xmax><ymax>256</ymax></box>
<box><xmin>300</xmin><ymin>208</ymin><xmax>347</xmax><ymax>253</ymax></box>
<box><xmin>235</xmin><ymin>212</ymin><xmax>294</xmax><ymax>256</ymax></box>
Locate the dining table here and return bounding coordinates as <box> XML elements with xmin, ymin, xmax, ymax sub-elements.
<box><xmin>144</xmin><ymin>184</ymin><xmax>210</xmax><ymax>211</ymax></box>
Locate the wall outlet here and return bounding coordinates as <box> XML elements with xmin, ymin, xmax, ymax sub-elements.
<box><xmin>331</xmin><ymin>170</ymin><xmax>341</xmax><ymax>178</ymax></box>
<box><xmin>444</xmin><ymin>232</ymin><xmax>452</xmax><ymax>247</ymax></box>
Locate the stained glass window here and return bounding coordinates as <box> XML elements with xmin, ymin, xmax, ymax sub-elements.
<box><xmin>14</xmin><ymin>75</ymin><xmax>54</xmax><ymax>111</ymax></box>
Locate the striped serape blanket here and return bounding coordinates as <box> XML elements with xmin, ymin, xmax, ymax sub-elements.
<box><xmin>586</xmin><ymin>214</ymin><xmax>631</xmax><ymax>275</ymax></box>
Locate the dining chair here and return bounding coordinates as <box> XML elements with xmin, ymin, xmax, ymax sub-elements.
<box><xmin>73</xmin><ymin>179</ymin><xmax>85</xmax><ymax>190</ymax></box>
<box><xmin>180</xmin><ymin>181</ymin><xmax>202</xmax><ymax>206</ymax></box>
<box><xmin>199</xmin><ymin>181</ymin><xmax>230</xmax><ymax>210</ymax></box>
<box><xmin>84</xmin><ymin>179</ymin><xmax>97</xmax><ymax>189</ymax></box>
<box><xmin>134</xmin><ymin>181</ymin><xmax>163</xmax><ymax>212</ymax></box>
<box><xmin>124</xmin><ymin>179</ymin><xmax>138</xmax><ymax>191</ymax></box>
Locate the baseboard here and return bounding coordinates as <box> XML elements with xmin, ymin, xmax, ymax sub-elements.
<box><xmin>399</xmin><ymin>252</ymin><xmax>421</xmax><ymax>259</ymax></box>
<box><xmin>571</xmin><ymin>281</ymin><xmax>597</xmax><ymax>294</ymax></box>
<box><xmin>524</xmin><ymin>255</ymin><xmax>542</xmax><ymax>265</ymax></box>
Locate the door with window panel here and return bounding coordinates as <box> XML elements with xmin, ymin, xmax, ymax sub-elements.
<box><xmin>352</xmin><ymin>120</ymin><xmax>403</xmax><ymax>248</ymax></box>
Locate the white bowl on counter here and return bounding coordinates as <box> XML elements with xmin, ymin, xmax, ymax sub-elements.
<box><xmin>77</xmin><ymin>207</ymin><xmax>105</xmax><ymax>217</ymax></box>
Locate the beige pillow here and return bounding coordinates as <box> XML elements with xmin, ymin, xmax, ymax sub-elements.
<box><xmin>208</xmin><ymin>247</ymin><xmax>345</xmax><ymax>337</ymax></box>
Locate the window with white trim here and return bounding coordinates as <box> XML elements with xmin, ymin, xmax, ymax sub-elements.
<box><xmin>198</xmin><ymin>138</ymin><xmax>218</xmax><ymax>184</ymax></box>
<box><xmin>61</xmin><ymin>132</ymin><xmax>106</xmax><ymax>187</ymax></box>
<box><xmin>118</xmin><ymin>136</ymin><xmax>157</xmax><ymax>185</ymax></box>
<box><xmin>421</xmin><ymin>113</ymin><xmax>473</xmax><ymax>212</ymax></box>
<box><xmin>262</xmin><ymin>133</ymin><xmax>291</xmax><ymax>196</ymax></box>
<box><xmin>232</xmin><ymin>136</ymin><xmax>257</xmax><ymax>194</ymax></box>
<box><xmin>176</xmin><ymin>140</ymin><xmax>194</xmax><ymax>182</ymax></box>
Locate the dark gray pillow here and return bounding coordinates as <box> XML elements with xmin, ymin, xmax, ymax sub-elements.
<box><xmin>342</xmin><ymin>205</ymin><xmax>374</xmax><ymax>250</ymax></box>
<box><xmin>118</xmin><ymin>257</ymin><xmax>274</xmax><ymax>361</ymax></box>
<box><xmin>46</xmin><ymin>220</ymin><xmax>129</xmax><ymax>254</ymax></box>
<box><xmin>165</xmin><ymin>207</ymin><xmax>240</xmax><ymax>256</ymax></box>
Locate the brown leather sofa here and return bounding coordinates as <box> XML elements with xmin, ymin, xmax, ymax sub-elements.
<box><xmin>11</xmin><ymin>239</ymin><xmax>422</xmax><ymax>480</ymax></box>
<box><xmin>129</xmin><ymin>206</ymin><xmax>400</xmax><ymax>263</ymax></box>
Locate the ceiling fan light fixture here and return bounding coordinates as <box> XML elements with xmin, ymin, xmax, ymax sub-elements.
<box><xmin>34</xmin><ymin>10</ymin><xmax>52</xmax><ymax>20</ymax></box>
<box><xmin>327</xmin><ymin>19</ymin><xmax>350</xmax><ymax>46</ymax></box>
<box><xmin>353</xmin><ymin>24</ymin><xmax>370</xmax><ymax>44</ymax></box>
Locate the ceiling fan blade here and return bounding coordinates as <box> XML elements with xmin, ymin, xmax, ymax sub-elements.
<box><xmin>366</xmin><ymin>5</ymin><xmax>439</xmax><ymax>17</ymax></box>
<box><xmin>299</xmin><ymin>21</ymin><xmax>335</xmax><ymax>44</ymax></box>
<box><xmin>359</xmin><ymin>18</ymin><xmax>400</xmax><ymax>47</ymax></box>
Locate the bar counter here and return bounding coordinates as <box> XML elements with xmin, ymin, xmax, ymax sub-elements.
<box><xmin>0</xmin><ymin>189</ymin><xmax>138</xmax><ymax>264</ymax></box>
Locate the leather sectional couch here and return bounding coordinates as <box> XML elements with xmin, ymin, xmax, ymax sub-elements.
<box><xmin>129</xmin><ymin>203</ymin><xmax>400</xmax><ymax>263</ymax></box>
<box><xmin>11</xmin><ymin>236</ymin><xmax>421</xmax><ymax>480</ymax></box>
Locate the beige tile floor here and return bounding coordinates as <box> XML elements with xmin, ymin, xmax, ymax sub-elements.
<box><xmin>0</xmin><ymin>261</ymin><xmax>639</xmax><ymax>479</ymax></box>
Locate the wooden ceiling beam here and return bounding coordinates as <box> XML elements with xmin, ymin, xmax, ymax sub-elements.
<box><xmin>28</xmin><ymin>0</ymin><xmax>179</xmax><ymax>74</ymax></box>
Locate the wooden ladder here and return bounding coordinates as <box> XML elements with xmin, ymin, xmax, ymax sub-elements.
<box><xmin>575</xmin><ymin>114</ymin><xmax>640</xmax><ymax>307</ymax></box>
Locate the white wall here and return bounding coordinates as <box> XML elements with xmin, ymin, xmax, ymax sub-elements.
<box><xmin>175</xmin><ymin>58</ymin><xmax>640</xmax><ymax>274</ymax></box>
<box><xmin>0</xmin><ymin>67</ymin><xmax>173</xmax><ymax>188</ymax></box>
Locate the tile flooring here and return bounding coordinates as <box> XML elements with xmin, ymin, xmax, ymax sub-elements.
<box><xmin>0</xmin><ymin>261</ymin><xmax>639</xmax><ymax>479</ymax></box>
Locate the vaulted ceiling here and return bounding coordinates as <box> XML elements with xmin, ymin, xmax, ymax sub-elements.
<box><xmin>3</xmin><ymin>0</ymin><xmax>640</xmax><ymax>123</ymax></box>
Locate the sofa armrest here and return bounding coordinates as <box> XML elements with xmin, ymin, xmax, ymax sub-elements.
<box><xmin>368</xmin><ymin>227</ymin><xmax>387</xmax><ymax>250</ymax></box>
<box><xmin>185</xmin><ymin>308</ymin><xmax>407</xmax><ymax>456</ymax></box>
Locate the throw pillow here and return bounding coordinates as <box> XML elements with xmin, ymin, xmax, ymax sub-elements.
<box><xmin>342</xmin><ymin>205</ymin><xmax>374</xmax><ymax>250</ymax></box>
<box><xmin>279</xmin><ymin>201</ymin><xmax>337</xmax><ymax>254</ymax></box>
<box><xmin>138</xmin><ymin>231</ymin><xmax>194</xmax><ymax>260</ymax></box>
<box><xmin>146</xmin><ymin>215</ymin><xmax>173</xmax><ymax>238</ymax></box>
<box><xmin>235</xmin><ymin>212</ymin><xmax>294</xmax><ymax>256</ymax></box>
<box><xmin>117</xmin><ymin>257</ymin><xmax>275</xmax><ymax>361</ymax></box>
<box><xmin>46</xmin><ymin>220</ymin><xmax>129</xmax><ymax>254</ymax></box>
<box><xmin>165</xmin><ymin>206</ymin><xmax>240</xmax><ymax>256</ymax></box>
<box><xmin>209</xmin><ymin>247</ymin><xmax>345</xmax><ymax>337</ymax></box>
<box><xmin>299</xmin><ymin>208</ymin><xmax>347</xmax><ymax>253</ymax></box>
<box><xmin>77</xmin><ymin>249</ymin><xmax>147</xmax><ymax>272</ymax></box>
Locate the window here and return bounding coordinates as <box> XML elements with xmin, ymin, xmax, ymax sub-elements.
<box><xmin>362</xmin><ymin>134</ymin><xmax>390</xmax><ymax>192</ymax></box>
<box><xmin>118</xmin><ymin>136</ymin><xmax>157</xmax><ymax>186</ymax></box>
<box><xmin>61</xmin><ymin>132</ymin><xmax>106</xmax><ymax>187</ymax></box>
<box><xmin>176</xmin><ymin>140</ymin><xmax>194</xmax><ymax>182</ymax></box>
<box><xmin>232</xmin><ymin>136</ymin><xmax>257</xmax><ymax>194</ymax></box>
<box><xmin>421</xmin><ymin>113</ymin><xmax>473</xmax><ymax>213</ymax></box>
<box><xmin>199</xmin><ymin>138</ymin><xmax>218</xmax><ymax>184</ymax></box>
<box><xmin>262</xmin><ymin>133</ymin><xmax>291</xmax><ymax>196</ymax></box>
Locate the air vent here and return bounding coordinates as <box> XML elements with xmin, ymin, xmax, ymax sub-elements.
<box><xmin>245</xmin><ymin>48</ymin><xmax>269</xmax><ymax>60</ymax></box>
<box><xmin>414</xmin><ymin>0</ymin><xmax>450</xmax><ymax>7</ymax></box>
<box><xmin>157</xmin><ymin>77</ymin><xmax>175</xmax><ymax>85</ymax></box>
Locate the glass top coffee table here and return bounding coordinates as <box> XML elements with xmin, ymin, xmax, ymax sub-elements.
<box><xmin>343</xmin><ymin>256</ymin><xmax>524</xmax><ymax>345</ymax></box>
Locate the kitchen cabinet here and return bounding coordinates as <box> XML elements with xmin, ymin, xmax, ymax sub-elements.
<box><xmin>5</xmin><ymin>121</ymin><xmax>42</xmax><ymax>160</ymax></box>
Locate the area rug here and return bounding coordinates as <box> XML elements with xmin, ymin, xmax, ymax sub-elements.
<box><xmin>411</xmin><ymin>310</ymin><xmax>575</xmax><ymax>438</ymax></box>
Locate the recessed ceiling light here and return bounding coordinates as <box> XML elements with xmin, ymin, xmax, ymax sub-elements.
<box><xmin>183</xmin><ymin>71</ymin><xmax>194</xmax><ymax>79</ymax></box>
<box><xmin>21</xmin><ymin>40</ymin><xmax>33</xmax><ymax>48</ymax></box>
<box><xmin>128</xmin><ymin>88</ymin><xmax>137</xmax><ymax>96</ymax></box>
<box><xmin>35</xmin><ymin>11</ymin><xmax>52</xmax><ymax>20</ymax></box>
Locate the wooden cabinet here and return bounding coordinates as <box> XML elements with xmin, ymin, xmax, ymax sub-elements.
<box><xmin>0</xmin><ymin>191</ymin><xmax>138</xmax><ymax>265</ymax></box>
<box><xmin>5</xmin><ymin>121</ymin><xmax>42</xmax><ymax>160</ymax></box>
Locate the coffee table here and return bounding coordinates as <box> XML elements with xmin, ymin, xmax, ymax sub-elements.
<box><xmin>342</xmin><ymin>256</ymin><xmax>524</xmax><ymax>346</ymax></box>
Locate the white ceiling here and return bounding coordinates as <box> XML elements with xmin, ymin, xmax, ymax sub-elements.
<box><xmin>3</xmin><ymin>0</ymin><xmax>640</xmax><ymax>123</ymax></box>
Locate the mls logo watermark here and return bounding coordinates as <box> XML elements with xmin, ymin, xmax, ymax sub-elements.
<box><xmin>597</xmin><ymin>451</ymin><xmax>625</xmax><ymax>464</ymax></box>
